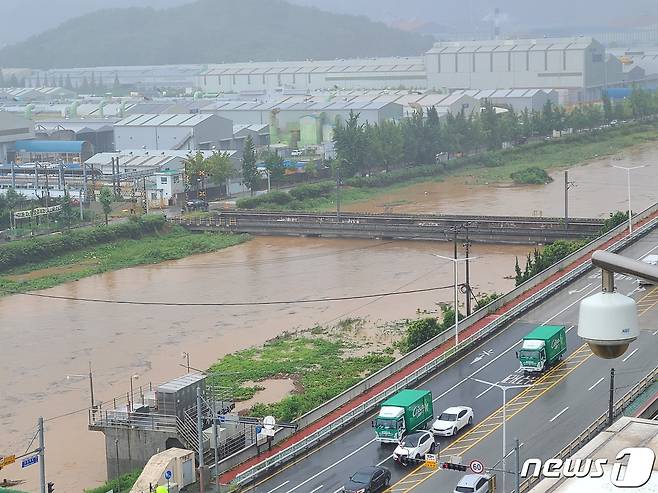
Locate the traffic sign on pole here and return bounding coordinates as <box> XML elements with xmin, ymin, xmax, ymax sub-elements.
<box><xmin>469</xmin><ymin>459</ymin><xmax>484</xmax><ymax>474</ymax></box>
<box><xmin>424</xmin><ymin>453</ymin><xmax>438</xmax><ymax>469</ymax></box>
<box><xmin>21</xmin><ymin>455</ymin><xmax>39</xmax><ymax>468</ymax></box>
<box><xmin>164</xmin><ymin>470</ymin><xmax>172</xmax><ymax>480</ymax></box>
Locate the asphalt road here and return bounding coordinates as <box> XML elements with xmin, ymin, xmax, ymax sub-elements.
<box><xmin>244</xmin><ymin>230</ymin><xmax>658</xmax><ymax>493</ymax></box>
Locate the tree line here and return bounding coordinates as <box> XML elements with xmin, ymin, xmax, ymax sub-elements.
<box><xmin>332</xmin><ymin>87</ymin><xmax>658</xmax><ymax>177</ymax></box>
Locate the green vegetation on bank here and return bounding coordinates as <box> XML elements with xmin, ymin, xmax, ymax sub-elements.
<box><xmin>0</xmin><ymin>215</ymin><xmax>167</xmax><ymax>272</ymax></box>
<box><xmin>237</xmin><ymin>118</ymin><xmax>658</xmax><ymax>211</ymax></box>
<box><xmin>208</xmin><ymin>321</ymin><xmax>395</xmax><ymax>422</ymax></box>
<box><xmin>514</xmin><ymin>211</ymin><xmax>629</xmax><ymax>286</ymax></box>
<box><xmin>84</xmin><ymin>470</ymin><xmax>140</xmax><ymax>493</ymax></box>
<box><xmin>510</xmin><ymin>166</ymin><xmax>553</xmax><ymax>185</ymax></box>
<box><xmin>0</xmin><ymin>218</ymin><xmax>248</xmax><ymax>295</ymax></box>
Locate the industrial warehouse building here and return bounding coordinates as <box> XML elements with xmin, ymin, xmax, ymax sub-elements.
<box><xmin>199</xmin><ymin>57</ymin><xmax>427</xmax><ymax>93</ymax></box>
<box><xmin>114</xmin><ymin>113</ymin><xmax>233</xmax><ymax>151</ymax></box>
<box><xmin>451</xmin><ymin>89</ymin><xmax>558</xmax><ymax>113</ymax></box>
<box><xmin>0</xmin><ymin>112</ymin><xmax>34</xmax><ymax>162</ymax></box>
<box><xmin>197</xmin><ymin>36</ymin><xmax>634</xmax><ymax>104</ymax></box>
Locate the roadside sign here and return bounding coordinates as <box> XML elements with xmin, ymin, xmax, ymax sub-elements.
<box><xmin>164</xmin><ymin>470</ymin><xmax>172</xmax><ymax>480</ymax></box>
<box><xmin>424</xmin><ymin>453</ymin><xmax>438</xmax><ymax>469</ymax></box>
<box><xmin>0</xmin><ymin>455</ymin><xmax>16</xmax><ymax>467</ymax></box>
<box><xmin>21</xmin><ymin>455</ymin><xmax>39</xmax><ymax>468</ymax></box>
<box><xmin>470</xmin><ymin>459</ymin><xmax>484</xmax><ymax>474</ymax></box>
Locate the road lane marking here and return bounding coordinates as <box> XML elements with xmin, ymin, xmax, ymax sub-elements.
<box><xmin>308</xmin><ymin>486</ymin><xmax>323</xmax><ymax>493</ymax></box>
<box><xmin>376</xmin><ymin>454</ymin><xmax>393</xmax><ymax>466</ymax></box>
<box><xmin>622</xmin><ymin>348</ymin><xmax>639</xmax><ymax>362</ymax></box>
<box><xmin>283</xmin><ymin>440</ymin><xmax>374</xmax><ymax>493</ymax></box>
<box><xmin>384</xmin><ymin>345</ymin><xmax>593</xmax><ymax>492</ymax></box>
<box><xmin>588</xmin><ymin>377</ymin><xmax>605</xmax><ymax>391</ymax></box>
<box><xmin>387</xmin><ymin>273</ymin><xmax>658</xmax><ymax>492</ymax></box>
<box><xmin>475</xmin><ymin>385</ymin><xmax>494</xmax><ymax>399</ymax></box>
<box><xmin>569</xmin><ymin>283</ymin><xmax>593</xmax><ymax>294</ymax></box>
<box><xmin>265</xmin><ymin>482</ymin><xmax>290</xmax><ymax>493</ymax></box>
<box><xmin>549</xmin><ymin>407</ymin><xmax>569</xmax><ymax>423</ymax></box>
<box><xmin>653</xmin><ymin>330</ymin><xmax>658</xmax><ymax>336</ymax></box>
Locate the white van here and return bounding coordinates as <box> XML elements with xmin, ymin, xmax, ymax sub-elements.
<box><xmin>640</xmin><ymin>255</ymin><xmax>658</xmax><ymax>286</ymax></box>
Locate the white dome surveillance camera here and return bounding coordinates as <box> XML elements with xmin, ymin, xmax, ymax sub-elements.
<box><xmin>578</xmin><ymin>291</ymin><xmax>639</xmax><ymax>359</ymax></box>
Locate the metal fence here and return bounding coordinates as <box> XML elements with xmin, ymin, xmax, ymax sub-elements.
<box><xmin>519</xmin><ymin>365</ymin><xmax>658</xmax><ymax>492</ymax></box>
<box><xmin>226</xmin><ymin>209</ymin><xmax>658</xmax><ymax>486</ymax></box>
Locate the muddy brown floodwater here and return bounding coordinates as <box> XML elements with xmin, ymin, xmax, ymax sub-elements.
<box><xmin>345</xmin><ymin>143</ymin><xmax>658</xmax><ymax>217</ymax></box>
<box><xmin>2</xmin><ymin>142</ymin><xmax>656</xmax><ymax>492</ymax></box>
<box><xmin>0</xmin><ymin>237</ymin><xmax>530</xmax><ymax>492</ymax></box>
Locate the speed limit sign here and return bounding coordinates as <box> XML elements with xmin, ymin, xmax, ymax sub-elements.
<box><xmin>470</xmin><ymin>459</ymin><xmax>485</xmax><ymax>474</ymax></box>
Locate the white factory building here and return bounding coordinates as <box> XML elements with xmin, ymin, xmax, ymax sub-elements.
<box><xmin>0</xmin><ymin>112</ymin><xmax>35</xmax><ymax>163</ymax></box>
<box><xmin>451</xmin><ymin>89</ymin><xmax>558</xmax><ymax>113</ymax></box>
<box><xmin>199</xmin><ymin>57</ymin><xmax>427</xmax><ymax>94</ymax></box>
<box><xmin>114</xmin><ymin>113</ymin><xmax>233</xmax><ymax>151</ymax></box>
<box><xmin>198</xmin><ymin>37</ymin><xmax>631</xmax><ymax>104</ymax></box>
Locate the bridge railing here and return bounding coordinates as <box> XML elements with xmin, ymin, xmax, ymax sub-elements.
<box><xmin>228</xmin><ymin>206</ymin><xmax>658</xmax><ymax>486</ymax></box>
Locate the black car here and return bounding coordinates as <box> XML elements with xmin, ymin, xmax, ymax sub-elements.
<box><xmin>343</xmin><ymin>466</ymin><xmax>391</xmax><ymax>492</ymax></box>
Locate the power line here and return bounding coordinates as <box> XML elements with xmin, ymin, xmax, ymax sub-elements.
<box><xmin>139</xmin><ymin>240</ymin><xmax>397</xmax><ymax>269</ymax></box>
<box><xmin>0</xmin><ymin>284</ymin><xmax>455</xmax><ymax>307</ymax></box>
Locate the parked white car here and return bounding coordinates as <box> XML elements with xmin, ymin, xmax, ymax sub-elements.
<box><xmin>393</xmin><ymin>431</ymin><xmax>435</xmax><ymax>464</ymax></box>
<box><xmin>432</xmin><ymin>406</ymin><xmax>473</xmax><ymax>436</ymax></box>
<box><xmin>290</xmin><ymin>149</ymin><xmax>303</xmax><ymax>157</ymax></box>
<box><xmin>640</xmin><ymin>255</ymin><xmax>658</xmax><ymax>286</ymax></box>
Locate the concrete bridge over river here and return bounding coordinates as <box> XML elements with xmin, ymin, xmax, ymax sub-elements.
<box><xmin>170</xmin><ymin>211</ymin><xmax>606</xmax><ymax>245</ymax></box>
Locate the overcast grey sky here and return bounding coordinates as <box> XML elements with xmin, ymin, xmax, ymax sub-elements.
<box><xmin>2</xmin><ymin>0</ymin><xmax>657</xmax><ymax>46</ymax></box>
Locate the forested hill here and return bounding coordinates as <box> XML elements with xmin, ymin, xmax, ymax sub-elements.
<box><xmin>0</xmin><ymin>0</ymin><xmax>433</xmax><ymax>68</ymax></box>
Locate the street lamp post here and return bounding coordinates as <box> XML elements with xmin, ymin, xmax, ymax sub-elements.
<box><xmin>435</xmin><ymin>253</ymin><xmax>478</xmax><ymax>348</ymax></box>
<box><xmin>182</xmin><ymin>352</ymin><xmax>190</xmax><ymax>373</ymax></box>
<box><xmin>612</xmin><ymin>165</ymin><xmax>646</xmax><ymax>234</ymax></box>
<box><xmin>66</xmin><ymin>361</ymin><xmax>96</xmax><ymax>413</ymax></box>
<box><xmin>129</xmin><ymin>374</ymin><xmax>139</xmax><ymax>412</ymax></box>
<box><xmin>471</xmin><ymin>377</ymin><xmax>530</xmax><ymax>493</ymax></box>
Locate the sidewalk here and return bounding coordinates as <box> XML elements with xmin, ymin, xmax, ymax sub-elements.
<box><xmin>218</xmin><ymin>210</ymin><xmax>658</xmax><ymax>484</ymax></box>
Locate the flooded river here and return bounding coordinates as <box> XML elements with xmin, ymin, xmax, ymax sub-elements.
<box><xmin>1</xmin><ymin>143</ymin><xmax>657</xmax><ymax>491</ymax></box>
<box><xmin>345</xmin><ymin>143</ymin><xmax>658</xmax><ymax>217</ymax></box>
<box><xmin>0</xmin><ymin>237</ymin><xmax>530</xmax><ymax>492</ymax></box>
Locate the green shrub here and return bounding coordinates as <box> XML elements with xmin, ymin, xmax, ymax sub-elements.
<box><xmin>236</xmin><ymin>190</ymin><xmax>293</xmax><ymax>209</ymax></box>
<box><xmin>288</xmin><ymin>181</ymin><xmax>335</xmax><ymax>200</ymax></box>
<box><xmin>0</xmin><ymin>215</ymin><xmax>166</xmax><ymax>272</ymax></box>
<box><xmin>84</xmin><ymin>470</ymin><xmax>141</xmax><ymax>493</ymax></box>
<box><xmin>510</xmin><ymin>167</ymin><xmax>553</xmax><ymax>185</ymax></box>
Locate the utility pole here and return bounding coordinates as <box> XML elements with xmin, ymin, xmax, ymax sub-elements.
<box><xmin>143</xmin><ymin>177</ymin><xmax>149</xmax><ymax>214</ymax></box>
<box><xmin>464</xmin><ymin>226</ymin><xmax>472</xmax><ymax>316</ymax></box>
<box><xmin>38</xmin><ymin>416</ymin><xmax>45</xmax><ymax>493</ymax></box>
<box><xmin>79</xmin><ymin>187</ymin><xmax>84</xmax><ymax>221</ymax></box>
<box><xmin>196</xmin><ymin>386</ymin><xmax>205</xmax><ymax>493</ymax></box>
<box><xmin>111</xmin><ymin>157</ymin><xmax>116</xmax><ymax>196</ymax></box>
<box><xmin>515</xmin><ymin>437</ymin><xmax>521</xmax><ymax>493</ymax></box>
<box><xmin>608</xmin><ymin>367</ymin><xmax>615</xmax><ymax>425</ymax></box>
<box><xmin>212</xmin><ymin>393</ymin><xmax>219</xmax><ymax>479</ymax></box>
<box><xmin>336</xmin><ymin>165</ymin><xmax>341</xmax><ymax>219</ymax></box>
<box><xmin>88</xmin><ymin>361</ymin><xmax>96</xmax><ymax>413</ymax></box>
<box><xmin>564</xmin><ymin>171</ymin><xmax>575</xmax><ymax>230</ymax></box>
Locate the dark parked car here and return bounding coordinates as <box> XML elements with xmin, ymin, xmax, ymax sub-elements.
<box><xmin>186</xmin><ymin>199</ymin><xmax>208</xmax><ymax>211</ymax></box>
<box><xmin>343</xmin><ymin>466</ymin><xmax>391</xmax><ymax>492</ymax></box>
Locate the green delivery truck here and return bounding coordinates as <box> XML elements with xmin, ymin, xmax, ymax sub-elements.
<box><xmin>516</xmin><ymin>325</ymin><xmax>567</xmax><ymax>373</ymax></box>
<box><xmin>373</xmin><ymin>389</ymin><xmax>433</xmax><ymax>443</ymax></box>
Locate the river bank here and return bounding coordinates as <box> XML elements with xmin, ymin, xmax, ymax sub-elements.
<box><xmin>0</xmin><ymin>222</ymin><xmax>249</xmax><ymax>295</ymax></box>
<box><xmin>238</xmin><ymin>120</ymin><xmax>658</xmax><ymax>213</ymax></box>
